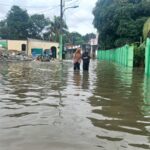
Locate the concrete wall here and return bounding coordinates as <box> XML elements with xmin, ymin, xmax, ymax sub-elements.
<box><xmin>7</xmin><ymin>40</ymin><xmax>27</xmax><ymax>51</ymax></box>
<box><xmin>27</xmin><ymin>39</ymin><xmax>59</xmax><ymax>58</ymax></box>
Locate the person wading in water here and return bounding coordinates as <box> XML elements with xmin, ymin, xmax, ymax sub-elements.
<box><xmin>73</xmin><ymin>48</ymin><xmax>82</xmax><ymax>71</ymax></box>
<box><xmin>82</xmin><ymin>51</ymin><xmax>90</xmax><ymax>71</ymax></box>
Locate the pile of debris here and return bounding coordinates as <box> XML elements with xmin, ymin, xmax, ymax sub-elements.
<box><xmin>0</xmin><ymin>49</ymin><xmax>32</xmax><ymax>62</ymax></box>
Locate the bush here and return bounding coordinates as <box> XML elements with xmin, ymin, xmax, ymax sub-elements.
<box><xmin>133</xmin><ymin>42</ymin><xmax>145</xmax><ymax>67</ymax></box>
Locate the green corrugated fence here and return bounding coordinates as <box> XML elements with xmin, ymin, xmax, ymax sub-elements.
<box><xmin>97</xmin><ymin>45</ymin><xmax>134</xmax><ymax>67</ymax></box>
<box><xmin>145</xmin><ymin>38</ymin><xmax>150</xmax><ymax>76</ymax></box>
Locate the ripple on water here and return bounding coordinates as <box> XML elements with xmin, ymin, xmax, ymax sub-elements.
<box><xmin>0</xmin><ymin>61</ymin><xmax>150</xmax><ymax>150</ymax></box>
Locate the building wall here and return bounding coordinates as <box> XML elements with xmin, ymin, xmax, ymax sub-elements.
<box><xmin>27</xmin><ymin>39</ymin><xmax>59</xmax><ymax>58</ymax></box>
<box><xmin>7</xmin><ymin>40</ymin><xmax>27</xmax><ymax>51</ymax></box>
<box><xmin>1</xmin><ymin>39</ymin><xmax>59</xmax><ymax>58</ymax></box>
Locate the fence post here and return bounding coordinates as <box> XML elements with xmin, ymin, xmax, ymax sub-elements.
<box><xmin>145</xmin><ymin>38</ymin><xmax>150</xmax><ymax>75</ymax></box>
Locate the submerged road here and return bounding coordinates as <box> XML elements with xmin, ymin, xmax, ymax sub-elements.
<box><xmin>0</xmin><ymin>60</ymin><xmax>150</xmax><ymax>150</ymax></box>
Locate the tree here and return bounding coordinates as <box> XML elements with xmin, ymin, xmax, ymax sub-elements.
<box><xmin>0</xmin><ymin>20</ymin><xmax>9</xmax><ymax>39</ymax></box>
<box><xmin>6</xmin><ymin>5</ymin><xmax>30</xmax><ymax>39</ymax></box>
<box><xmin>83</xmin><ymin>33</ymin><xmax>96</xmax><ymax>43</ymax></box>
<box><xmin>93</xmin><ymin>0</ymin><xmax>150</xmax><ymax>49</ymax></box>
<box><xmin>0</xmin><ymin>5</ymin><xmax>53</xmax><ymax>40</ymax></box>
<box><xmin>69</xmin><ymin>32</ymin><xmax>84</xmax><ymax>45</ymax></box>
<box><xmin>43</xmin><ymin>16</ymin><xmax>68</xmax><ymax>42</ymax></box>
<box><xmin>28</xmin><ymin>14</ymin><xmax>50</xmax><ymax>39</ymax></box>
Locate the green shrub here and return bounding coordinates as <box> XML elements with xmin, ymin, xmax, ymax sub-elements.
<box><xmin>133</xmin><ymin>42</ymin><xmax>145</xmax><ymax>67</ymax></box>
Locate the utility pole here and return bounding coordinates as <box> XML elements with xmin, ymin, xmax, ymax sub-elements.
<box><xmin>59</xmin><ymin>0</ymin><xmax>78</xmax><ymax>60</ymax></box>
<box><xmin>59</xmin><ymin>0</ymin><xmax>63</xmax><ymax>60</ymax></box>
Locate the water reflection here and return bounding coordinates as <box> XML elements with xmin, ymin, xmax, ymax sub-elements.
<box><xmin>143</xmin><ymin>76</ymin><xmax>150</xmax><ymax>116</ymax></box>
<box><xmin>72</xmin><ymin>70</ymin><xmax>90</xmax><ymax>91</ymax></box>
<box><xmin>82</xmin><ymin>71</ymin><xmax>89</xmax><ymax>90</ymax></box>
<box><xmin>88</xmin><ymin>62</ymin><xmax>150</xmax><ymax>149</ymax></box>
<box><xmin>73</xmin><ymin>71</ymin><xmax>81</xmax><ymax>87</ymax></box>
<box><xmin>0</xmin><ymin>62</ymin><xmax>9</xmax><ymax>77</ymax></box>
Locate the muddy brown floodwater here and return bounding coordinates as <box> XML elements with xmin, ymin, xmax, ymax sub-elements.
<box><xmin>0</xmin><ymin>60</ymin><xmax>150</xmax><ymax>150</ymax></box>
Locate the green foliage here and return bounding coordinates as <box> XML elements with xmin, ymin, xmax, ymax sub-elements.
<box><xmin>28</xmin><ymin>14</ymin><xmax>50</xmax><ymax>39</ymax></box>
<box><xmin>6</xmin><ymin>5</ymin><xmax>29</xmax><ymax>39</ymax></box>
<box><xmin>0</xmin><ymin>20</ymin><xmax>9</xmax><ymax>39</ymax></box>
<box><xmin>83</xmin><ymin>33</ymin><xmax>96</xmax><ymax>43</ymax></box>
<box><xmin>133</xmin><ymin>42</ymin><xmax>145</xmax><ymax>67</ymax></box>
<box><xmin>0</xmin><ymin>6</ymin><xmax>65</xmax><ymax>41</ymax></box>
<box><xmin>0</xmin><ymin>5</ymin><xmax>50</xmax><ymax>40</ymax></box>
<box><xmin>43</xmin><ymin>16</ymin><xmax>68</xmax><ymax>42</ymax></box>
<box><xmin>68</xmin><ymin>32</ymin><xmax>84</xmax><ymax>45</ymax></box>
<box><xmin>93</xmin><ymin>0</ymin><xmax>150</xmax><ymax>49</ymax></box>
<box><xmin>65</xmin><ymin>32</ymin><xmax>96</xmax><ymax>46</ymax></box>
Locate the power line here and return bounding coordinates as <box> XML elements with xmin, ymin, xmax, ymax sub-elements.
<box><xmin>32</xmin><ymin>5</ymin><xmax>60</xmax><ymax>14</ymax></box>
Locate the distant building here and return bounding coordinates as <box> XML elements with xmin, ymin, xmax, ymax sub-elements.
<box><xmin>88</xmin><ymin>33</ymin><xmax>98</xmax><ymax>58</ymax></box>
<box><xmin>8</xmin><ymin>40</ymin><xmax>27</xmax><ymax>52</ymax></box>
<box><xmin>65</xmin><ymin>44</ymin><xmax>81</xmax><ymax>59</ymax></box>
<box><xmin>0</xmin><ymin>39</ymin><xmax>59</xmax><ymax>58</ymax></box>
<box><xmin>27</xmin><ymin>38</ymin><xmax>59</xmax><ymax>58</ymax></box>
<box><xmin>65</xmin><ymin>40</ymin><xmax>98</xmax><ymax>59</ymax></box>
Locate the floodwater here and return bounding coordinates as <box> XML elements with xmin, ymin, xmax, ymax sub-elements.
<box><xmin>0</xmin><ymin>60</ymin><xmax>150</xmax><ymax>150</ymax></box>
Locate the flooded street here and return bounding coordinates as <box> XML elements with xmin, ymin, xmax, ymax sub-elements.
<box><xmin>0</xmin><ymin>60</ymin><xmax>150</xmax><ymax>150</ymax></box>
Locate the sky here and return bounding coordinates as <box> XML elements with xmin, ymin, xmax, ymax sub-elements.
<box><xmin>0</xmin><ymin>0</ymin><xmax>97</xmax><ymax>35</ymax></box>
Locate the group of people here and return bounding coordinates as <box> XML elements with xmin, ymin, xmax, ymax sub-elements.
<box><xmin>73</xmin><ymin>48</ymin><xmax>90</xmax><ymax>71</ymax></box>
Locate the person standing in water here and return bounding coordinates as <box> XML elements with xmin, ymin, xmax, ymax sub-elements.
<box><xmin>82</xmin><ymin>51</ymin><xmax>90</xmax><ymax>71</ymax></box>
<box><xmin>73</xmin><ymin>48</ymin><xmax>82</xmax><ymax>71</ymax></box>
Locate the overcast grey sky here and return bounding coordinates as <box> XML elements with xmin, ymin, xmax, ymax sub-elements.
<box><xmin>0</xmin><ymin>0</ymin><xmax>97</xmax><ymax>35</ymax></box>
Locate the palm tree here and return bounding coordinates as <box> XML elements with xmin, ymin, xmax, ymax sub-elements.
<box><xmin>43</xmin><ymin>16</ymin><xmax>68</xmax><ymax>42</ymax></box>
